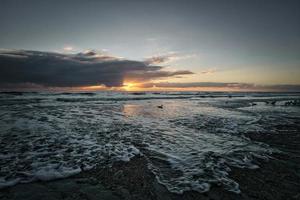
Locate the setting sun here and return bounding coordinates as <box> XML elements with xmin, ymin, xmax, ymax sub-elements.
<box><xmin>0</xmin><ymin>1</ymin><xmax>300</xmax><ymax>199</ymax></box>
<box><xmin>122</xmin><ymin>82</ymin><xmax>141</xmax><ymax>91</ymax></box>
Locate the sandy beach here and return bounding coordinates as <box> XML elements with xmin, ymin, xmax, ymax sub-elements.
<box><xmin>1</xmin><ymin>125</ymin><xmax>299</xmax><ymax>200</ymax></box>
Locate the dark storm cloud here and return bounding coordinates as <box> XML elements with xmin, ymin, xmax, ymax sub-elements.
<box><xmin>141</xmin><ymin>82</ymin><xmax>300</xmax><ymax>91</ymax></box>
<box><xmin>0</xmin><ymin>49</ymin><xmax>193</xmax><ymax>88</ymax></box>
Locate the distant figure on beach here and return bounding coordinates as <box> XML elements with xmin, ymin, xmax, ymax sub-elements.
<box><xmin>157</xmin><ymin>105</ymin><xmax>163</xmax><ymax>109</ymax></box>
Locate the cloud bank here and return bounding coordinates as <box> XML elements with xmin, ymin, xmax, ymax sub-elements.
<box><xmin>0</xmin><ymin>49</ymin><xmax>193</xmax><ymax>89</ymax></box>
<box><xmin>144</xmin><ymin>52</ymin><xmax>196</xmax><ymax>65</ymax></box>
<box><xmin>140</xmin><ymin>82</ymin><xmax>300</xmax><ymax>91</ymax></box>
<box><xmin>0</xmin><ymin>49</ymin><xmax>299</xmax><ymax>91</ymax></box>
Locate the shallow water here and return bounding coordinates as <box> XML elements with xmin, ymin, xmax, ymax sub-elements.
<box><xmin>0</xmin><ymin>92</ymin><xmax>299</xmax><ymax>193</ymax></box>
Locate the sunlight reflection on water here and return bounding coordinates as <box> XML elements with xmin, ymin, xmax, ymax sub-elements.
<box><xmin>0</xmin><ymin>92</ymin><xmax>299</xmax><ymax>193</ymax></box>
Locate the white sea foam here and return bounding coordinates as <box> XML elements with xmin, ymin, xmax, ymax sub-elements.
<box><xmin>0</xmin><ymin>92</ymin><xmax>299</xmax><ymax>192</ymax></box>
<box><xmin>34</xmin><ymin>166</ymin><xmax>82</xmax><ymax>181</ymax></box>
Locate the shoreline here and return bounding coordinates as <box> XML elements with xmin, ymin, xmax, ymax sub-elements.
<box><xmin>1</xmin><ymin>125</ymin><xmax>300</xmax><ymax>200</ymax></box>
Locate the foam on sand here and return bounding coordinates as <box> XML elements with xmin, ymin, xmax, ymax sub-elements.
<box><xmin>0</xmin><ymin>92</ymin><xmax>299</xmax><ymax>193</ymax></box>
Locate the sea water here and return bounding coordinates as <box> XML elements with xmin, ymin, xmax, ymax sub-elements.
<box><xmin>0</xmin><ymin>91</ymin><xmax>299</xmax><ymax>193</ymax></box>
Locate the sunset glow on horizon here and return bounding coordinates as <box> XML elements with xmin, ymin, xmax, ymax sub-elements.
<box><xmin>1</xmin><ymin>2</ymin><xmax>300</xmax><ymax>198</ymax></box>
<box><xmin>0</xmin><ymin>0</ymin><xmax>299</xmax><ymax>92</ymax></box>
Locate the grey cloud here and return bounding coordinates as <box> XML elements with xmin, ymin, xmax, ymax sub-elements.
<box><xmin>126</xmin><ymin>70</ymin><xmax>194</xmax><ymax>82</ymax></box>
<box><xmin>140</xmin><ymin>82</ymin><xmax>300</xmax><ymax>91</ymax></box>
<box><xmin>201</xmin><ymin>68</ymin><xmax>217</xmax><ymax>74</ymax></box>
<box><xmin>260</xmin><ymin>84</ymin><xmax>300</xmax><ymax>91</ymax></box>
<box><xmin>144</xmin><ymin>53</ymin><xmax>184</xmax><ymax>65</ymax></box>
<box><xmin>140</xmin><ymin>82</ymin><xmax>241</xmax><ymax>88</ymax></box>
<box><xmin>0</xmin><ymin>49</ymin><xmax>193</xmax><ymax>88</ymax></box>
<box><xmin>144</xmin><ymin>55</ymin><xmax>171</xmax><ymax>65</ymax></box>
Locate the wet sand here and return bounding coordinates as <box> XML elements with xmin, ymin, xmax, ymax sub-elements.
<box><xmin>1</xmin><ymin>124</ymin><xmax>299</xmax><ymax>200</ymax></box>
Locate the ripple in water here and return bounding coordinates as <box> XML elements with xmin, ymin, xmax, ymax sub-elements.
<box><xmin>1</xmin><ymin>92</ymin><xmax>298</xmax><ymax>193</ymax></box>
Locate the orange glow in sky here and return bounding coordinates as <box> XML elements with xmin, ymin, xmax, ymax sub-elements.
<box><xmin>77</xmin><ymin>82</ymin><xmax>274</xmax><ymax>92</ymax></box>
<box><xmin>121</xmin><ymin>82</ymin><xmax>143</xmax><ymax>91</ymax></box>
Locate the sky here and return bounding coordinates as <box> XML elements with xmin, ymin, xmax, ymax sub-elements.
<box><xmin>0</xmin><ymin>0</ymin><xmax>299</xmax><ymax>91</ymax></box>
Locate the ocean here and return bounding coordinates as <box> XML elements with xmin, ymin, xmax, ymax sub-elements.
<box><xmin>0</xmin><ymin>91</ymin><xmax>299</xmax><ymax>194</ymax></box>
